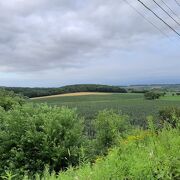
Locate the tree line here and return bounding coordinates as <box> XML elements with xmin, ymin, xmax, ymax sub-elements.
<box><xmin>3</xmin><ymin>84</ymin><xmax>127</xmax><ymax>98</ymax></box>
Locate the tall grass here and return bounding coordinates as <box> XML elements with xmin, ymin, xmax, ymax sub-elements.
<box><xmin>26</xmin><ymin>123</ymin><xmax>180</xmax><ymax>180</ymax></box>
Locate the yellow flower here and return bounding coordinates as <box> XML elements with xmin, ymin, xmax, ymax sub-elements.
<box><xmin>121</xmin><ymin>131</ymin><xmax>152</xmax><ymax>144</ymax></box>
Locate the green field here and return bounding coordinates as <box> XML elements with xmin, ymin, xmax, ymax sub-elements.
<box><xmin>32</xmin><ymin>93</ymin><xmax>180</xmax><ymax>126</ymax></box>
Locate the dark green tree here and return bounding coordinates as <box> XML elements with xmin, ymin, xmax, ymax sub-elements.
<box><xmin>144</xmin><ymin>91</ymin><xmax>161</xmax><ymax>100</ymax></box>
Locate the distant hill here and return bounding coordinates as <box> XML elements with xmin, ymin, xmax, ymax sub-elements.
<box><xmin>124</xmin><ymin>84</ymin><xmax>180</xmax><ymax>92</ymax></box>
<box><xmin>2</xmin><ymin>84</ymin><xmax>127</xmax><ymax>98</ymax></box>
<box><xmin>2</xmin><ymin>84</ymin><xmax>180</xmax><ymax>98</ymax></box>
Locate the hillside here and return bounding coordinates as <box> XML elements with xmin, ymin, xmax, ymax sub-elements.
<box><xmin>38</xmin><ymin>125</ymin><xmax>180</xmax><ymax>180</ymax></box>
<box><xmin>3</xmin><ymin>84</ymin><xmax>180</xmax><ymax>98</ymax></box>
<box><xmin>3</xmin><ymin>84</ymin><xmax>127</xmax><ymax>98</ymax></box>
<box><xmin>126</xmin><ymin>84</ymin><xmax>180</xmax><ymax>92</ymax></box>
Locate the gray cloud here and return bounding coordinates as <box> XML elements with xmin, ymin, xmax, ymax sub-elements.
<box><xmin>0</xmin><ymin>0</ymin><xmax>180</xmax><ymax>87</ymax></box>
<box><xmin>1</xmin><ymin>0</ymin><xmax>179</xmax><ymax>73</ymax></box>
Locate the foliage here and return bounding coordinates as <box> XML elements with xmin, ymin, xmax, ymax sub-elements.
<box><xmin>27</xmin><ymin>122</ymin><xmax>180</xmax><ymax>180</ymax></box>
<box><xmin>0</xmin><ymin>104</ymin><xmax>85</xmax><ymax>178</ymax></box>
<box><xmin>0</xmin><ymin>89</ymin><xmax>180</xmax><ymax>179</ymax></box>
<box><xmin>144</xmin><ymin>91</ymin><xmax>162</xmax><ymax>100</ymax></box>
<box><xmin>33</xmin><ymin>93</ymin><xmax>180</xmax><ymax>128</ymax></box>
<box><xmin>0</xmin><ymin>89</ymin><xmax>25</xmax><ymax>111</ymax></box>
<box><xmin>128</xmin><ymin>89</ymin><xmax>148</xmax><ymax>93</ymax></box>
<box><xmin>159</xmin><ymin>107</ymin><xmax>180</xmax><ymax>128</ymax></box>
<box><xmin>93</xmin><ymin>110</ymin><xmax>130</xmax><ymax>155</ymax></box>
<box><xmin>5</xmin><ymin>84</ymin><xmax>127</xmax><ymax>98</ymax></box>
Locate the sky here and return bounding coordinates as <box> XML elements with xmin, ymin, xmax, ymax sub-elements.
<box><xmin>0</xmin><ymin>0</ymin><xmax>180</xmax><ymax>87</ymax></box>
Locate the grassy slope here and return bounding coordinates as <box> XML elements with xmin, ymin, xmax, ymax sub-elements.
<box><xmin>32</xmin><ymin>93</ymin><xmax>180</xmax><ymax>125</ymax></box>
<box><xmin>35</xmin><ymin>126</ymin><xmax>180</xmax><ymax>180</ymax></box>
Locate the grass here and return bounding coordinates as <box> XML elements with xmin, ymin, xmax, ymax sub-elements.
<box><xmin>161</xmin><ymin>95</ymin><xmax>180</xmax><ymax>101</ymax></box>
<box><xmin>28</xmin><ymin>125</ymin><xmax>180</xmax><ymax>180</ymax></box>
<box><xmin>32</xmin><ymin>93</ymin><xmax>180</xmax><ymax>126</ymax></box>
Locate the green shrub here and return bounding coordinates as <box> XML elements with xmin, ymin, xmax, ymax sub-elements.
<box><xmin>0</xmin><ymin>89</ymin><xmax>25</xmax><ymax>111</ymax></box>
<box><xmin>0</xmin><ymin>104</ymin><xmax>85</xmax><ymax>178</ymax></box>
<box><xmin>93</xmin><ymin>110</ymin><xmax>130</xmax><ymax>155</ymax></box>
<box><xmin>36</xmin><ymin>123</ymin><xmax>180</xmax><ymax>180</ymax></box>
<box><xmin>144</xmin><ymin>91</ymin><xmax>161</xmax><ymax>100</ymax></box>
<box><xmin>159</xmin><ymin>107</ymin><xmax>180</xmax><ymax>127</ymax></box>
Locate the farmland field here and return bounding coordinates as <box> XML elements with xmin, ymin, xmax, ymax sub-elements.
<box><xmin>32</xmin><ymin>93</ymin><xmax>180</xmax><ymax>126</ymax></box>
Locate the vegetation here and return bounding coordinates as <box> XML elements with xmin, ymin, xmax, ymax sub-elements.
<box><xmin>37</xmin><ymin>123</ymin><xmax>180</xmax><ymax>180</ymax></box>
<box><xmin>0</xmin><ymin>104</ymin><xmax>86</xmax><ymax>178</ymax></box>
<box><xmin>159</xmin><ymin>107</ymin><xmax>180</xmax><ymax>128</ymax></box>
<box><xmin>0</xmin><ymin>89</ymin><xmax>25</xmax><ymax>111</ymax></box>
<box><xmin>127</xmin><ymin>84</ymin><xmax>180</xmax><ymax>92</ymax></box>
<box><xmin>144</xmin><ymin>91</ymin><xmax>165</xmax><ymax>100</ymax></box>
<box><xmin>0</xmin><ymin>90</ymin><xmax>132</xmax><ymax>178</ymax></box>
<box><xmin>32</xmin><ymin>93</ymin><xmax>180</xmax><ymax>128</ymax></box>
<box><xmin>0</xmin><ymin>89</ymin><xmax>180</xmax><ymax>179</ymax></box>
<box><xmin>4</xmin><ymin>84</ymin><xmax>127</xmax><ymax>98</ymax></box>
<box><xmin>128</xmin><ymin>89</ymin><xmax>148</xmax><ymax>93</ymax></box>
<box><xmin>92</xmin><ymin>110</ymin><xmax>130</xmax><ymax>156</ymax></box>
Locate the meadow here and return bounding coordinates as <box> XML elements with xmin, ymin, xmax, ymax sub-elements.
<box><xmin>32</xmin><ymin>93</ymin><xmax>180</xmax><ymax>126</ymax></box>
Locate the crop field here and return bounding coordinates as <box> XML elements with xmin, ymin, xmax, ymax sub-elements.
<box><xmin>32</xmin><ymin>93</ymin><xmax>180</xmax><ymax>126</ymax></box>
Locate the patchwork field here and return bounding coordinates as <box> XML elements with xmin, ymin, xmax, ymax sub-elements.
<box><xmin>32</xmin><ymin>93</ymin><xmax>180</xmax><ymax>126</ymax></box>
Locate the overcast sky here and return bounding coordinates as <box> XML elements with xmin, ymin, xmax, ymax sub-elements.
<box><xmin>0</xmin><ymin>0</ymin><xmax>180</xmax><ymax>87</ymax></box>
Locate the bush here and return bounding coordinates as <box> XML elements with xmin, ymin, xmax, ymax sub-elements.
<box><xmin>35</xmin><ymin>123</ymin><xmax>180</xmax><ymax>180</ymax></box>
<box><xmin>159</xmin><ymin>107</ymin><xmax>180</xmax><ymax>128</ymax></box>
<box><xmin>0</xmin><ymin>89</ymin><xmax>25</xmax><ymax>110</ymax></box>
<box><xmin>93</xmin><ymin>110</ymin><xmax>130</xmax><ymax>155</ymax></box>
<box><xmin>144</xmin><ymin>91</ymin><xmax>161</xmax><ymax>100</ymax></box>
<box><xmin>0</xmin><ymin>104</ymin><xmax>85</xmax><ymax>178</ymax></box>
